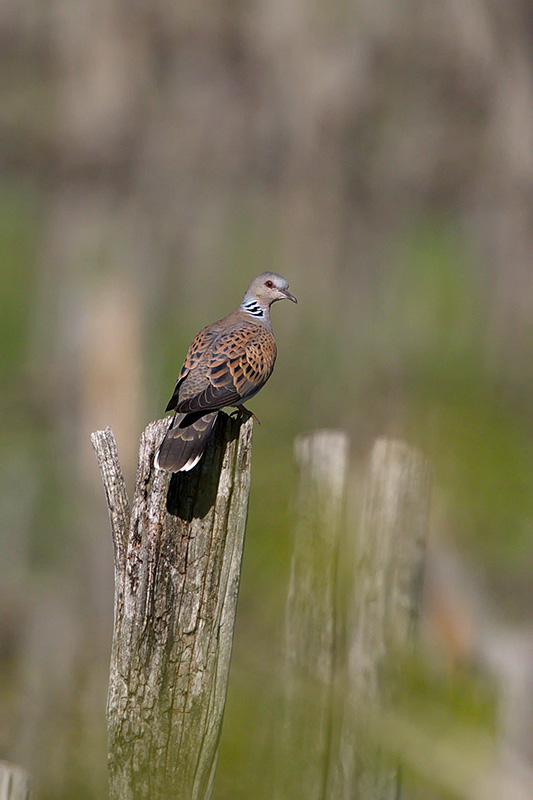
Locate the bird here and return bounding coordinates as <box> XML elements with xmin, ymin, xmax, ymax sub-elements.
<box><xmin>155</xmin><ymin>272</ymin><xmax>297</xmax><ymax>472</ymax></box>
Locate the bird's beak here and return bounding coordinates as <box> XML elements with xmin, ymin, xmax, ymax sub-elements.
<box><xmin>281</xmin><ymin>289</ymin><xmax>297</xmax><ymax>303</ymax></box>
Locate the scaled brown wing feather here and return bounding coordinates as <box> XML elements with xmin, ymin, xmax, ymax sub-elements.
<box><xmin>177</xmin><ymin>324</ymin><xmax>276</xmax><ymax>414</ymax></box>
<box><xmin>164</xmin><ymin>326</ymin><xmax>218</xmax><ymax>412</ymax></box>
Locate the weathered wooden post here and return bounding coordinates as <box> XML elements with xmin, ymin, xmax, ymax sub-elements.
<box><xmin>0</xmin><ymin>762</ymin><xmax>31</xmax><ymax>800</ymax></box>
<box><xmin>328</xmin><ymin>437</ymin><xmax>432</xmax><ymax>799</ymax></box>
<box><xmin>277</xmin><ymin>433</ymin><xmax>431</xmax><ymax>800</ymax></box>
<box><xmin>275</xmin><ymin>430</ymin><xmax>350</xmax><ymax>800</ymax></box>
<box><xmin>91</xmin><ymin>413</ymin><xmax>253</xmax><ymax>800</ymax></box>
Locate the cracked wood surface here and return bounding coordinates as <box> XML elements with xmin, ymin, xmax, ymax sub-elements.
<box><xmin>92</xmin><ymin>413</ymin><xmax>253</xmax><ymax>800</ymax></box>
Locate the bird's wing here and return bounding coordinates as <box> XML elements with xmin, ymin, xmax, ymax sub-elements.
<box><xmin>176</xmin><ymin>322</ymin><xmax>277</xmax><ymax>414</ymax></box>
<box><xmin>164</xmin><ymin>326</ymin><xmax>218</xmax><ymax>412</ymax></box>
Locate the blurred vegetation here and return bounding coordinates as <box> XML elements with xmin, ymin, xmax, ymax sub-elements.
<box><xmin>2</xmin><ymin>0</ymin><xmax>533</xmax><ymax>797</ymax></box>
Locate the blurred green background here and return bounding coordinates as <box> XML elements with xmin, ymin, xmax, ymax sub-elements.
<box><xmin>3</xmin><ymin>1</ymin><xmax>533</xmax><ymax>797</ymax></box>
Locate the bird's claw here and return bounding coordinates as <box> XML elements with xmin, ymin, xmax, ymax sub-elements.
<box><xmin>231</xmin><ymin>406</ymin><xmax>261</xmax><ymax>425</ymax></box>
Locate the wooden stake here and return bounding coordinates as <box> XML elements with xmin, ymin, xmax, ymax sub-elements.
<box><xmin>92</xmin><ymin>413</ymin><xmax>253</xmax><ymax>800</ymax></box>
<box><xmin>328</xmin><ymin>438</ymin><xmax>432</xmax><ymax>800</ymax></box>
<box><xmin>275</xmin><ymin>430</ymin><xmax>349</xmax><ymax>800</ymax></box>
<box><xmin>0</xmin><ymin>762</ymin><xmax>31</xmax><ymax>800</ymax></box>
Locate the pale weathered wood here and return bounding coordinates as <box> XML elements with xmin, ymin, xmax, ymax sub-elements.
<box><xmin>328</xmin><ymin>438</ymin><xmax>432</xmax><ymax>800</ymax></box>
<box><xmin>90</xmin><ymin>426</ymin><xmax>130</xmax><ymax>591</ymax></box>
<box><xmin>92</xmin><ymin>412</ymin><xmax>253</xmax><ymax>800</ymax></box>
<box><xmin>0</xmin><ymin>762</ymin><xmax>31</xmax><ymax>800</ymax></box>
<box><xmin>275</xmin><ymin>430</ymin><xmax>350</xmax><ymax>800</ymax></box>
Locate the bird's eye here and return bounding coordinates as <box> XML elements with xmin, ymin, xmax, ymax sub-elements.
<box><xmin>265</xmin><ymin>280</ymin><xmax>274</xmax><ymax>288</ymax></box>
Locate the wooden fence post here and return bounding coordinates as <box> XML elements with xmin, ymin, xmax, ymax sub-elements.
<box><xmin>275</xmin><ymin>430</ymin><xmax>350</xmax><ymax>800</ymax></box>
<box><xmin>0</xmin><ymin>762</ymin><xmax>31</xmax><ymax>800</ymax></box>
<box><xmin>91</xmin><ymin>412</ymin><xmax>253</xmax><ymax>800</ymax></box>
<box><xmin>328</xmin><ymin>438</ymin><xmax>432</xmax><ymax>800</ymax></box>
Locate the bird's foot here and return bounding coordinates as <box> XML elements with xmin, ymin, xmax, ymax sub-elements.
<box><xmin>231</xmin><ymin>405</ymin><xmax>261</xmax><ymax>424</ymax></box>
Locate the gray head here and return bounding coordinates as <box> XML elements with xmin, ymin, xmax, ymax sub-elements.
<box><xmin>241</xmin><ymin>272</ymin><xmax>297</xmax><ymax>310</ymax></box>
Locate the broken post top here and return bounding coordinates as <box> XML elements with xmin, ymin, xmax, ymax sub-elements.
<box><xmin>91</xmin><ymin>412</ymin><xmax>253</xmax><ymax>575</ymax></box>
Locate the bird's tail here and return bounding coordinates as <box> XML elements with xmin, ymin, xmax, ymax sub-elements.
<box><xmin>155</xmin><ymin>411</ymin><xmax>219</xmax><ymax>472</ymax></box>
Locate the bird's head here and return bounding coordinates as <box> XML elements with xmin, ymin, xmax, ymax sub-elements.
<box><xmin>243</xmin><ymin>272</ymin><xmax>297</xmax><ymax>308</ymax></box>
